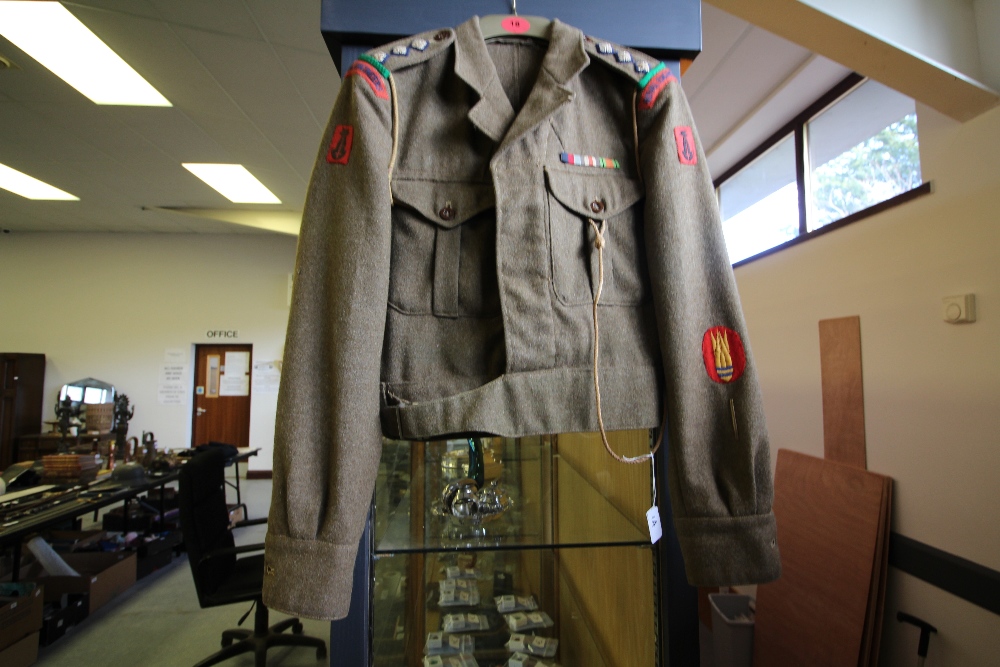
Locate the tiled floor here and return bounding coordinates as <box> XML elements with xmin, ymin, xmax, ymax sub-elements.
<box><xmin>35</xmin><ymin>478</ymin><xmax>331</xmax><ymax>667</ymax></box>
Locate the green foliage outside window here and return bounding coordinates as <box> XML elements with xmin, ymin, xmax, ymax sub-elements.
<box><xmin>811</xmin><ymin>114</ymin><xmax>922</xmax><ymax>227</ymax></box>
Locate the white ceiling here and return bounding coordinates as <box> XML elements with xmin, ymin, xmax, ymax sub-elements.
<box><xmin>0</xmin><ymin>1</ymin><xmax>849</xmax><ymax>234</ymax></box>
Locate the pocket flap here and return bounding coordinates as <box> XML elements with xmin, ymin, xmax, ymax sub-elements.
<box><xmin>545</xmin><ymin>167</ymin><xmax>644</xmax><ymax>219</ymax></box>
<box><xmin>391</xmin><ymin>179</ymin><xmax>495</xmax><ymax>229</ymax></box>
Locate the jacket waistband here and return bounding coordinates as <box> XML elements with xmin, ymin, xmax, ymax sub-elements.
<box><xmin>381</xmin><ymin>365</ymin><xmax>662</xmax><ymax>439</ymax></box>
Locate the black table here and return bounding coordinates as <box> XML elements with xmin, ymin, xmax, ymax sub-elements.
<box><xmin>0</xmin><ymin>448</ymin><xmax>259</xmax><ymax>581</ymax></box>
<box><xmin>0</xmin><ymin>471</ymin><xmax>180</xmax><ymax>581</ymax></box>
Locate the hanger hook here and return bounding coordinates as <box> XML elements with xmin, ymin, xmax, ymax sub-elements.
<box><xmin>512</xmin><ymin>0</ymin><xmax>518</xmax><ymax>16</ymax></box>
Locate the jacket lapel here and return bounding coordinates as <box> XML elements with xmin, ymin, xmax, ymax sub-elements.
<box><xmin>454</xmin><ymin>18</ymin><xmax>516</xmax><ymax>143</ymax></box>
<box><xmin>498</xmin><ymin>18</ymin><xmax>590</xmax><ymax>152</ymax></box>
<box><xmin>454</xmin><ymin>17</ymin><xmax>590</xmax><ymax>148</ymax></box>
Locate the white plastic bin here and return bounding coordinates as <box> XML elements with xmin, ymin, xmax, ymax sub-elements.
<box><xmin>709</xmin><ymin>593</ymin><xmax>754</xmax><ymax>667</ymax></box>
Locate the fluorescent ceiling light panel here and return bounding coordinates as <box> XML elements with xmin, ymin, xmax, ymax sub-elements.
<box><xmin>182</xmin><ymin>164</ymin><xmax>282</xmax><ymax>204</ymax></box>
<box><xmin>0</xmin><ymin>1</ymin><xmax>171</xmax><ymax>106</ymax></box>
<box><xmin>0</xmin><ymin>162</ymin><xmax>78</xmax><ymax>200</ymax></box>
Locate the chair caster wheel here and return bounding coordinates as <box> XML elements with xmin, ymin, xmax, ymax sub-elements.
<box><xmin>222</xmin><ymin>638</ymin><xmax>233</xmax><ymax>648</ymax></box>
<box><xmin>317</xmin><ymin>646</ymin><xmax>327</xmax><ymax>659</ymax></box>
<box><xmin>293</xmin><ymin>622</ymin><xmax>303</xmax><ymax>634</ymax></box>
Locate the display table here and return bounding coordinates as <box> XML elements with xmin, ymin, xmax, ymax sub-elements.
<box><xmin>0</xmin><ymin>470</ymin><xmax>180</xmax><ymax>582</ymax></box>
<box><xmin>16</xmin><ymin>432</ymin><xmax>116</xmax><ymax>462</ymax></box>
<box><xmin>0</xmin><ymin>448</ymin><xmax>258</xmax><ymax>582</ymax></box>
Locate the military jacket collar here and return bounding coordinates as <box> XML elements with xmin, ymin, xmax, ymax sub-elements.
<box><xmin>454</xmin><ymin>16</ymin><xmax>590</xmax><ymax>146</ymax></box>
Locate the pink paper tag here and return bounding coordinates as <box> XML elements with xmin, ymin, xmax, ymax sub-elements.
<box><xmin>501</xmin><ymin>16</ymin><xmax>531</xmax><ymax>33</ymax></box>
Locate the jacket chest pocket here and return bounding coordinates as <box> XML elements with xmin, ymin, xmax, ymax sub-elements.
<box><xmin>545</xmin><ymin>167</ymin><xmax>649</xmax><ymax>306</ymax></box>
<box><xmin>389</xmin><ymin>179</ymin><xmax>499</xmax><ymax>318</ymax></box>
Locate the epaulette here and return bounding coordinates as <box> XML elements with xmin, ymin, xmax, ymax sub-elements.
<box><xmin>584</xmin><ymin>36</ymin><xmax>679</xmax><ymax>110</ymax></box>
<box><xmin>361</xmin><ymin>27</ymin><xmax>455</xmax><ymax>77</ymax></box>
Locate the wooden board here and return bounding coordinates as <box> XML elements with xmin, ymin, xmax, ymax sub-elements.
<box><xmin>861</xmin><ymin>478</ymin><xmax>892</xmax><ymax>666</ymax></box>
<box><xmin>819</xmin><ymin>316</ymin><xmax>867</xmax><ymax>469</ymax></box>
<box><xmin>753</xmin><ymin>449</ymin><xmax>888</xmax><ymax>667</ymax></box>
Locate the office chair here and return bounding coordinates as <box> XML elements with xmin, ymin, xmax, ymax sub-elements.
<box><xmin>178</xmin><ymin>447</ymin><xmax>326</xmax><ymax>666</ymax></box>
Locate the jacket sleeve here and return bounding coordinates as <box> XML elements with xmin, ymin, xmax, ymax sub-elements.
<box><xmin>263</xmin><ymin>67</ymin><xmax>394</xmax><ymax>621</ymax></box>
<box><xmin>641</xmin><ymin>78</ymin><xmax>781</xmax><ymax>586</ymax></box>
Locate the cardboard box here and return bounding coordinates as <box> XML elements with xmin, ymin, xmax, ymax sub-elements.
<box><xmin>135</xmin><ymin>531</ymin><xmax>181</xmax><ymax>558</ymax></box>
<box><xmin>25</xmin><ymin>552</ymin><xmax>136</xmax><ymax>615</ymax></box>
<box><xmin>102</xmin><ymin>506</ymin><xmax>155</xmax><ymax>532</ymax></box>
<box><xmin>0</xmin><ymin>583</ymin><xmax>43</xmax><ymax>652</ymax></box>
<box><xmin>39</xmin><ymin>597</ymin><xmax>85</xmax><ymax>647</ymax></box>
<box><xmin>0</xmin><ymin>631</ymin><xmax>39</xmax><ymax>667</ymax></box>
<box><xmin>135</xmin><ymin>548</ymin><xmax>172</xmax><ymax>580</ymax></box>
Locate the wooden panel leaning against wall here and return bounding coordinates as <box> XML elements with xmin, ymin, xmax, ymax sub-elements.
<box><xmin>557</xmin><ymin>431</ymin><xmax>656</xmax><ymax>666</ymax></box>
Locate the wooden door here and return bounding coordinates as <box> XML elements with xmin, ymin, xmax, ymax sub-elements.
<box><xmin>191</xmin><ymin>344</ymin><xmax>252</xmax><ymax>448</ymax></box>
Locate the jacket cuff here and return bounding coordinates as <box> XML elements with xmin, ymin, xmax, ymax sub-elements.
<box><xmin>673</xmin><ymin>513</ymin><xmax>782</xmax><ymax>586</ymax></box>
<box><xmin>263</xmin><ymin>533</ymin><xmax>360</xmax><ymax>621</ymax></box>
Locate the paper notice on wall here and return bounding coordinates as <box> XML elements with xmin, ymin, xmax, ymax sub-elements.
<box><xmin>252</xmin><ymin>360</ymin><xmax>281</xmax><ymax>394</ymax></box>
<box><xmin>219</xmin><ymin>351</ymin><xmax>250</xmax><ymax>396</ymax></box>
<box><xmin>158</xmin><ymin>385</ymin><xmax>187</xmax><ymax>405</ymax></box>
<box><xmin>220</xmin><ymin>374</ymin><xmax>250</xmax><ymax>397</ymax></box>
<box><xmin>164</xmin><ymin>348</ymin><xmax>187</xmax><ymax>364</ymax></box>
<box><xmin>158</xmin><ymin>362</ymin><xmax>189</xmax><ymax>405</ymax></box>
<box><xmin>225</xmin><ymin>351</ymin><xmax>250</xmax><ymax>375</ymax></box>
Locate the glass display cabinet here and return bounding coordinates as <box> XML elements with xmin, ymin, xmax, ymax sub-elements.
<box><xmin>371</xmin><ymin>432</ymin><xmax>666</xmax><ymax>667</ymax></box>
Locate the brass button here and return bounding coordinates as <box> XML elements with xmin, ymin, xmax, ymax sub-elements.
<box><xmin>434</xmin><ymin>30</ymin><xmax>449</xmax><ymax>42</ymax></box>
<box><xmin>590</xmin><ymin>200</ymin><xmax>605</xmax><ymax>214</ymax></box>
<box><xmin>439</xmin><ymin>204</ymin><xmax>455</xmax><ymax>221</ymax></box>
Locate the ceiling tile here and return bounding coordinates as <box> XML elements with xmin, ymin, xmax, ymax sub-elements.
<box><xmin>245</xmin><ymin>0</ymin><xmax>329</xmax><ymax>54</ymax></box>
<box><xmin>0</xmin><ymin>102</ymin><xmax>96</xmax><ymax>170</ymax></box>
<box><xmin>271</xmin><ymin>44</ymin><xmax>340</xmax><ymax>128</ymax></box>
<box><xmin>71</xmin><ymin>0</ymin><xmax>162</xmax><ymax>21</ymax></box>
<box><xmin>68</xmin><ymin>6</ymin><xmax>248</xmax><ymax>119</ymax></box>
<box><xmin>146</xmin><ymin>0</ymin><xmax>263</xmax><ymax>40</ymax></box>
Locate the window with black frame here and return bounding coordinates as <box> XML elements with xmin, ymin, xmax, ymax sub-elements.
<box><xmin>716</xmin><ymin>74</ymin><xmax>929</xmax><ymax>266</ymax></box>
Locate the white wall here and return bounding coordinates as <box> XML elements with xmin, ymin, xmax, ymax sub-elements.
<box><xmin>734</xmin><ymin>101</ymin><xmax>1000</xmax><ymax>663</ymax></box>
<box><xmin>0</xmin><ymin>232</ymin><xmax>297</xmax><ymax>471</ymax></box>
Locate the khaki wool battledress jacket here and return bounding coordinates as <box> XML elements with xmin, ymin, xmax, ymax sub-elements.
<box><xmin>264</xmin><ymin>16</ymin><xmax>781</xmax><ymax>621</ymax></box>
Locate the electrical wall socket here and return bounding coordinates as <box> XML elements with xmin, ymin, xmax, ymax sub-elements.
<box><xmin>943</xmin><ymin>294</ymin><xmax>976</xmax><ymax>323</ymax></box>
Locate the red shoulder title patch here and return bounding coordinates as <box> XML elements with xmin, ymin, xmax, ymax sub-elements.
<box><xmin>326</xmin><ymin>125</ymin><xmax>354</xmax><ymax>165</ymax></box>
<box><xmin>702</xmin><ymin>326</ymin><xmax>746</xmax><ymax>384</ymax></box>
<box><xmin>674</xmin><ymin>126</ymin><xmax>697</xmax><ymax>165</ymax></box>
<box><xmin>344</xmin><ymin>59</ymin><xmax>389</xmax><ymax>100</ymax></box>
<box><xmin>638</xmin><ymin>68</ymin><xmax>677</xmax><ymax>110</ymax></box>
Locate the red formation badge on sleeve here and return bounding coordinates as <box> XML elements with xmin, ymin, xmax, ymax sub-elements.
<box><xmin>344</xmin><ymin>59</ymin><xmax>389</xmax><ymax>100</ymax></box>
<box><xmin>674</xmin><ymin>126</ymin><xmax>697</xmax><ymax>165</ymax></box>
<box><xmin>702</xmin><ymin>326</ymin><xmax>746</xmax><ymax>383</ymax></box>
<box><xmin>326</xmin><ymin>125</ymin><xmax>354</xmax><ymax>165</ymax></box>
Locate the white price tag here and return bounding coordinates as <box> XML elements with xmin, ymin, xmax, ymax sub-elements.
<box><xmin>647</xmin><ymin>505</ymin><xmax>662</xmax><ymax>544</ymax></box>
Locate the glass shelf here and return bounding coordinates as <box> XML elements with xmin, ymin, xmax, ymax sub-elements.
<box><xmin>374</xmin><ymin>436</ymin><xmax>650</xmax><ymax>555</ymax></box>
